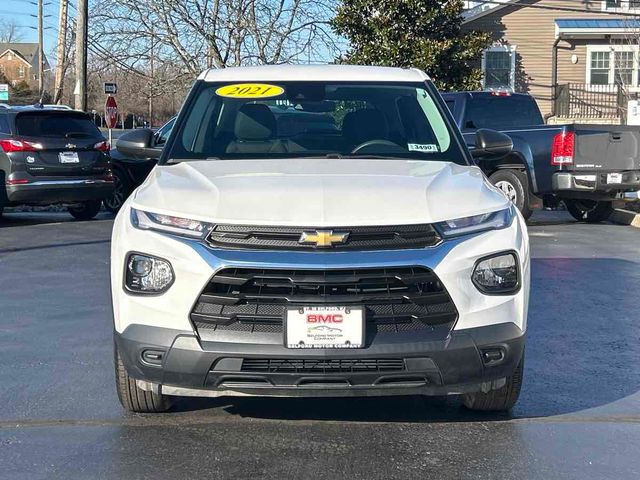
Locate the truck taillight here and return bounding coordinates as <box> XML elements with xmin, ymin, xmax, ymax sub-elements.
<box><xmin>551</xmin><ymin>132</ymin><xmax>574</xmax><ymax>166</ymax></box>
<box><xmin>0</xmin><ymin>139</ymin><xmax>41</xmax><ymax>153</ymax></box>
<box><xmin>94</xmin><ymin>140</ymin><xmax>110</xmax><ymax>151</ymax></box>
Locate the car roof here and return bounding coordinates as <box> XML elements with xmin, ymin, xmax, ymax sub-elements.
<box><xmin>441</xmin><ymin>91</ymin><xmax>533</xmax><ymax>99</ymax></box>
<box><xmin>199</xmin><ymin>64</ymin><xmax>430</xmax><ymax>83</ymax></box>
<box><xmin>0</xmin><ymin>104</ymin><xmax>82</xmax><ymax>113</ymax></box>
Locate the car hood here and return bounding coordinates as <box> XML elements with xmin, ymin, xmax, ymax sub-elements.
<box><xmin>131</xmin><ymin>159</ymin><xmax>509</xmax><ymax>226</ymax></box>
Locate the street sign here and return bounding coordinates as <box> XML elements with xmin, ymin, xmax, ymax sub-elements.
<box><xmin>0</xmin><ymin>84</ymin><xmax>8</xmax><ymax>102</ymax></box>
<box><xmin>105</xmin><ymin>95</ymin><xmax>118</xmax><ymax>129</ymax></box>
<box><xmin>104</xmin><ymin>82</ymin><xmax>117</xmax><ymax>95</ymax></box>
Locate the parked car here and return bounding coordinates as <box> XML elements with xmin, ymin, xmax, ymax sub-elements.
<box><xmin>0</xmin><ymin>105</ymin><xmax>114</xmax><ymax>220</ymax></box>
<box><xmin>110</xmin><ymin>65</ymin><xmax>529</xmax><ymax>414</ymax></box>
<box><xmin>442</xmin><ymin>91</ymin><xmax>640</xmax><ymax>222</ymax></box>
<box><xmin>103</xmin><ymin>117</ymin><xmax>176</xmax><ymax>212</ymax></box>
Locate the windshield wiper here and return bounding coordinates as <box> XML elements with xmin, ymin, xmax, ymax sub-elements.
<box><xmin>325</xmin><ymin>153</ymin><xmax>413</xmax><ymax>160</ymax></box>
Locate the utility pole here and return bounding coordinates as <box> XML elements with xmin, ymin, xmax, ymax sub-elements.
<box><xmin>53</xmin><ymin>0</ymin><xmax>68</xmax><ymax>104</ymax></box>
<box><xmin>148</xmin><ymin>26</ymin><xmax>154</xmax><ymax>127</ymax></box>
<box><xmin>38</xmin><ymin>0</ymin><xmax>44</xmax><ymax>98</ymax></box>
<box><xmin>74</xmin><ymin>0</ymin><xmax>88</xmax><ymax>111</ymax></box>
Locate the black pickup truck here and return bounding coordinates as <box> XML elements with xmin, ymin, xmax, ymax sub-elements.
<box><xmin>442</xmin><ymin>91</ymin><xmax>640</xmax><ymax>221</ymax></box>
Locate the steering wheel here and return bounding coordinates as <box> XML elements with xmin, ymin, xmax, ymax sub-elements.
<box><xmin>350</xmin><ymin>139</ymin><xmax>404</xmax><ymax>155</ymax></box>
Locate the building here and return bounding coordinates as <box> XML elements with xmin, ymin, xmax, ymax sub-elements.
<box><xmin>0</xmin><ymin>43</ymin><xmax>50</xmax><ymax>91</ymax></box>
<box><xmin>463</xmin><ymin>0</ymin><xmax>640</xmax><ymax>124</ymax></box>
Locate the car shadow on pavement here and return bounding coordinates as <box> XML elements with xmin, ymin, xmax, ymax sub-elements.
<box><xmin>164</xmin><ymin>257</ymin><xmax>640</xmax><ymax>423</ymax></box>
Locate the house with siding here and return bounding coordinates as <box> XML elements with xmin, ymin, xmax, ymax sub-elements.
<box><xmin>463</xmin><ymin>0</ymin><xmax>640</xmax><ymax>124</ymax></box>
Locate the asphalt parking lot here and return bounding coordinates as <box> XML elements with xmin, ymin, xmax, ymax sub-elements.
<box><xmin>1</xmin><ymin>210</ymin><xmax>639</xmax><ymax>479</ymax></box>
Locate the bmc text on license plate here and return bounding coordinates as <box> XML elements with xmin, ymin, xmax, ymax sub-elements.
<box><xmin>59</xmin><ymin>151</ymin><xmax>79</xmax><ymax>163</ymax></box>
<box><xmin>607</xmin><ymin>173</ymin><xmax>623</xmax><ymax>184</ymax></box>
<box><xmin>286</xmin><ymin>306</ymin><xmax>364</xmax><ymax>349</ymax></box>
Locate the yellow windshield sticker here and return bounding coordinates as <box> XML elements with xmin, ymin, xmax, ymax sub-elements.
<box><xmin>215</xmin><ymin>83</ymin><xmax>284</xmax><ymax>99</ymax></box>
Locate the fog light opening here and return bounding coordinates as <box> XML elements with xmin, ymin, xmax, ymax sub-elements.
<box><xmin>472</xmin><ymin>252</ymin><xmax>519</xmax><ymax>295</ymax></box>
<box><xmin>125</xmin><ymin>253</ymin><xmax>174</xmax><ymax>294</ymax></box>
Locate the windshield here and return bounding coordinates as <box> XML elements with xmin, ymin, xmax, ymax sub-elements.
<box><xmin>165</xmin><ymin>81</ymin><xmax>467</xmax><ymax>164</ymax></box>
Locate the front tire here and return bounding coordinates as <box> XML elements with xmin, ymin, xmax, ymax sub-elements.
<box><xmin>114</xmin><ymin>347</ymin><xmax>173</xmax><ymax>413</ymax></box>
<box><xmin>489</xmin><ymin>170</ymin><xmax>533</xmax><ymax>220</ymax></box>
<box><xmin>67</xmin><ymin>199</ymin><xmax>102</xmax><ymax>220</ymax></box>
<box><xmin>564</xmin><ymin>199</ymin><xmax>613</xmax><ymax>223</ymax></box>
<box><xmin>462</xmin><ymin>351</ymin><xmax>524</xmax><ymax>412</ymax></box>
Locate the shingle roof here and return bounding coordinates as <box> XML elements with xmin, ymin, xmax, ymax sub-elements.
<box><xmin>0</xmin><ymin>43</ymin><xmax>50</xmax><ymax>76</ymax></box>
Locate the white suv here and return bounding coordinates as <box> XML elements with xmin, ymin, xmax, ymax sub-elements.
<box><xmin>110</xmin><ymin>65</ymin><xmax>529</xmax><ymax>413</ymax></box>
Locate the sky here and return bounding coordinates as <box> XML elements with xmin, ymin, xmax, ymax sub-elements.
<box><xmin>1</xmin><ymin>0</ymin><xmax>60</xmax><ymax>55</ymax></box>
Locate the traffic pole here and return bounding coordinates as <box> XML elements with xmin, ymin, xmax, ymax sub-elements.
<box><xmin>74</xmin><ymin>0</ymin><xmax>88</xmax><ymax>111</ymax></box>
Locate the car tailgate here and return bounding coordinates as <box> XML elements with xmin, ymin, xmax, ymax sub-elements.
<box><xmin>574</xmin><ymin>125</ymin><xmax>640</xmax><ymax>171</ymax></box>
<box><xmin>14</xmin><ymin>110</ymin><xmax>107</xmax><ymax>176</ymax></box>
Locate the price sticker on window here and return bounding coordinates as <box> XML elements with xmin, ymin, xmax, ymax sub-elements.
<box><xmin>215</xmin><ymin>83</ymin><xmax>284</xmax><ymax>99</ymax></box>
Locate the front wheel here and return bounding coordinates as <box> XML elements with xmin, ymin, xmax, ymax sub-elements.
<box><xmin>114</xmin><ymin>347</ymin><xmax>174</xmax><ymax>413</ymax></box>
<box><xmin>564</xmin><ymin>199</ymin><xmax>613</xmax><ymax>223</ymax></box>
<box><xmin>462</xmin><ymin>351</ymin><xmax>524</xmax><ymax>412</ymax></box>
<box><xmin>68</xmin><ymin>200</ymin><xmax>102</xmax><ymax>220</ymax></box>
<box><xmin>489</xmin><ymin>170</ymin><xmax>532</xmax><ymax>220</ymax></box>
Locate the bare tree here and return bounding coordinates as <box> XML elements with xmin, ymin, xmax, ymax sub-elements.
<box><xmin>0</xmin><ymin>19</ymin><xmax>25</xmax><ymax>43</ymax></box>
<box><xmin>90</xmin><ymin>0</ymin><xmax>340</xmax><ymax>77</ymax></box>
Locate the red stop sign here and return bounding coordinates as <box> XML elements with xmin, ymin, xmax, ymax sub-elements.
<box><xmin>105</xmin><ymin>95</ymin><xmax>118</xmax><ymax>129</ymax></box>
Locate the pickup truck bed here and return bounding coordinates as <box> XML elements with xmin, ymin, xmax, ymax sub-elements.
<box><xmin>442</xmin><ymin>91</ymin><xmax>640</xmax><ymax>221</ymax></box>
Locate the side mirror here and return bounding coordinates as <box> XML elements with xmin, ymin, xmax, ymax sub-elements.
<box><xmin>471</xmin><ymin>128</ymin><xmax>513</xmax><ymax>159</ymax></box>
<box><xmin>116</xmin><ymin>129</ymin><xmax>162</xmax><ymax>159</ymax></box>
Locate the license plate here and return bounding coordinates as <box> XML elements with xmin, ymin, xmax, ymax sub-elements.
<box><xmin>59</xmin><ymin>151</ymin><xmax>79</xmax><ymax>164</ymax></box>
<box><xmin>285</xmin><ymin>307</ymin><xmax>364</xmax><ymax>349</ymax></box>
<box><xmin>607</xmin><ymin>173</ymin><xmax>623</xmax><ymax>184</ymax></box>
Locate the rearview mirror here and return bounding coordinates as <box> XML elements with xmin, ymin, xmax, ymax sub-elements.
<box><xmin>116</xmin><ymin>128</ymin><xmax>161</xmax><ymax>159</ymax></box>
<box><xmin>471</xmin><ymin>129</ymin><xmax>513</xmax><ymax>159</ymax></box>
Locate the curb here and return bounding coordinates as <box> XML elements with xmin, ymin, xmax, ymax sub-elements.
<box><xmin>610</xmin><ymin>209</ymin><xmax>640</xmax><ymax>228</ymax></box>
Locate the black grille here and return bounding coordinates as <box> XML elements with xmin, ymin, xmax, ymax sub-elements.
<box><xmin>206</xmin><ymin>224</ymin><xmax>441</xmax><ymax>251</ymax></box>
<box><xmin>190</xmin><ymin>267</ymin><xmax>458</xmax><ymax>335</ymax></box>
<box><xmin>240</xmin><ymin>358</ymin><xmax>405</xmax><ymax>373</ymax></box>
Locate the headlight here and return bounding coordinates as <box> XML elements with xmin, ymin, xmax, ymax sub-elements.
<box><xmin>472</xmin><ymin>252</ymin><xmax>519</xmax><ymax>294</ymax></box>
<box><xmin>125</xmin><ymin>253</ymin><xmax>174</xmax><ymax>294</ymax></box>
<box><xmin>130</xmin><ymin>208</ymin><xmax>211</xmax><ymax>239</ymax></box>
<box><xmin>434</xmin><ymin>207</ymin><xmax>513</xmax><ymax>238</ymax></box>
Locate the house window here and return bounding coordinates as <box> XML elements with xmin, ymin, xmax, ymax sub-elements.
<box><xmin>603</xmin><ymin>0</ymin><xmax>640</xmax><ymax>10</ymax></box>
<box><xmin>17</xmin><ymin>65</ymin><xmax>25</xmax><ymax>79</ymax></box>
<box><xmin>589</xmin><ymin>51</ymin><xmax>610</xmax><ymax>85</ymax></box>
<box><xmin>482</xmin><ymin>46</ymin><xmax>516</xmax><ymax>90</ymax></box>
<box><xmin>615</xmin><ymin>51</ymin><xmax>634</xmax><ymax>85</ymax></box>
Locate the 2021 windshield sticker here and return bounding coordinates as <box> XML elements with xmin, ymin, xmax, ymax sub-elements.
<box><xmin>215</xmin><ymin>83</ymin><xmax>285</xmax><ymax>99</ymax></box>
<box><xmin>408</xmin><ymin>143</ymin><xmax>439</xmax><ymax>152</ymax></box>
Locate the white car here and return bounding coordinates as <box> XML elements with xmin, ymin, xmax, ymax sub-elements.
<box><xmin>111</xmin><ymin>65</ymin><xmax>529</xmax><ymax>413</ymax></box>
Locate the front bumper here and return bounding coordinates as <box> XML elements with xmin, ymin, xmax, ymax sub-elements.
<box><xmin>116</xmin><ymin>322</ymin><xmax>525</xmax><ymax>397</ymax></box>
<box><xmin>5</xmin><ymin>178</ymin><xmax>114</xmax><ymax>205</ymax></box>
<box><xmin>552</xmin><ymin>170</ymin><xmax>640</xmax><ymax>198</ymax></box>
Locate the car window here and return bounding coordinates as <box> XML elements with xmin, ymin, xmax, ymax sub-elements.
<box><xmin>464</xmin><ymin>96</ymin><xmax>543</xmax><ymax>130</ymax></box>
<box><xmin>0</xmin><ymin>114</ymin><xmax>9</xmax><ymax>134</ymax></box>
<box><xmin>445</xmin><ymin>100</ymin><xmax>455</xmax><ymax>114</ymax></box>
<box><xmin>155</xmin><ymin>117</ymin><xmax>176</xmax><ymax>146</ymax></box>
<box><xmin>15</xmin><ymin>112</ymin><xmax>102</xmax><ymax>138</ymax></box>
<box><xmin>168</xmin><ymin>81</ymin><xmax>466</xmax><ymax>164</ymax></box>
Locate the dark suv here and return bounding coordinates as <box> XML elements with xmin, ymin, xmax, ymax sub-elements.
<box><xmin>0</xmin><ymin>105</ymin><xmax>114</xmax><ymax>220</ymax></box>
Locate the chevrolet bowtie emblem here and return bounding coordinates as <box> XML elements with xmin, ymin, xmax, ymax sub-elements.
<box><xmin>299</xmin><ymin>230</ymin><xmax>349</xmax><ymax>248</ymax></box>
